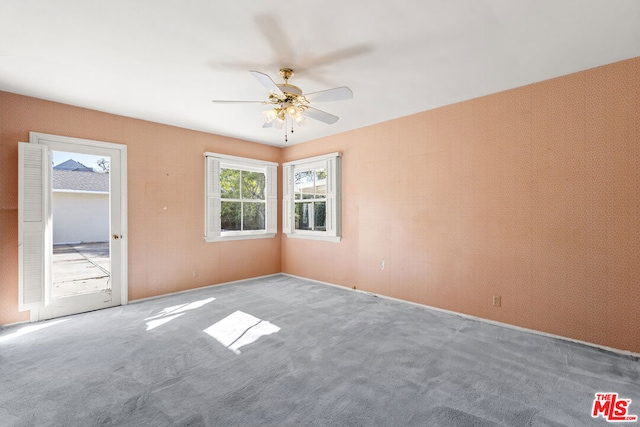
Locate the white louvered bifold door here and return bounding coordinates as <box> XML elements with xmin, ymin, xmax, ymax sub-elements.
<box><xmin>18</xmin><ymin>142</ymin><xmax>50</xmax><ymax>311</ymax></box>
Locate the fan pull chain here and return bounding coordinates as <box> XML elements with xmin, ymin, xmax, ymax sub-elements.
<box><xmin>282</xmin><ymin>114</ymin><xmax>297</xmax><ymax>144</ymax></box>
<box><xmin>284</xmin><ymin>116</ymin><xmax>288</xmax><ymax>143</ymax></box>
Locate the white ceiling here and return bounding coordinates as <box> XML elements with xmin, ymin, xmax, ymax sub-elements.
<box><xmin>1</xmin><ymin>1</ymin><xmax>639</xmax><ymax>147</ymax></box>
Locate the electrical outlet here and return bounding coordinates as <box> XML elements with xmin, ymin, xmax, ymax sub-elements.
<box><xmin>493</xmin><ymin>296</ymin><xmax>501</xmax><ymax>307</ymax></box>
<box><xmin>193</xmin><ymin>270</ymin><xmax>199</xmax><ymax>278</ymax></box>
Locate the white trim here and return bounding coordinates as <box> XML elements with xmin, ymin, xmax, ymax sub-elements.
<box><xmin>205</xmin><ymin>233</ymin><xmax>276</xmax><ymax>243</ymax></box>
<box><xmin>6</xmin><ymin>271</ymin><xmax>639</xmax><ymax>359</ymax></box>
<box><xmin>29</xmin><ymin>132</ymin><xmax>129</xmax><ymax>311</ymax></box>
<box><xmin>53</xmin><ymin>189</ymin><xmax>109</xmax><ymax>195</ymax></box>
<box><xmin>204</xmin><ymin>152</ymin><xmax>278</xmax><ymax>168</ymax></box>
<box><xmin>30</xmin><ymin>132</ymin><xmax>125</xmax><ymax>151</ymax></box>
<box><xmin>285</xmin><ymin>233</ymin><xmax>341</xmax><ymax>243</ymax></box>
<box><xmin>281</xmin><ymin>273</ymin><xmax>640</xmax><ymax>359</ymax></box>
<box><xmin>283</xmin><ymin>151</ymin><xmax>341</xmax><ymax>167</ymax></box>
<box><xmin>0</xmin><ymin>319</ymin><xmax>32</xmax><ymax>328</ymax></box>
<box><xmin>129</xmin><ymin>274</ymin><xmax>281</xmax><ymax>304</ymax></box>
<box><xmin>120</xmin><ymin>146</ymin><xmax>128</xmax><ymax>306</ymax></box>
<box><xmin>220</xmin><ymin>162</ymin><xmax>264</xmax><ymax>174</ymax></box>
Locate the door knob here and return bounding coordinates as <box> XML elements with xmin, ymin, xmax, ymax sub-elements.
<box><xmin>112</xmin><ymin>234</ymin><xmax>120</xmax><ymax>240</ymax></box>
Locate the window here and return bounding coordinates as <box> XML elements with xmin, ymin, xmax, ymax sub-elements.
<box><xmin>220</xmin><ymin>168</ymin><xmax>266</xmax><ymax>232</ymax></box>
<box><xmin>294</xmin><ymin>167</ymin><xmax>327</xmax><ymax>232</ymax></box>
<box><xmin>283</xmin><ymin>152</ymin><xmax>341</xmax><ymax>242</ymax></box>
<box><xmin>205</xmin><ymin>153</ymin><xmax>277</xmax><ymax>242</ymax></box>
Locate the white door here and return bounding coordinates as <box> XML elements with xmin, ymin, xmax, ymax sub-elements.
<box><xmin>18</xmin><ymin>132</ymin><xmax>127</xmax><ymax>321</ymax></box>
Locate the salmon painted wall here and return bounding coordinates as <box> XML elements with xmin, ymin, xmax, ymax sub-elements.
<box><xmin>282</xmin><ymin>57</ymin><xmax>640</xmax><ymax>354</ymax></box>
<box><xmin>0</xmin><ymin>91</ymin><xmax>281</xmax><ymax>325</ymax></box>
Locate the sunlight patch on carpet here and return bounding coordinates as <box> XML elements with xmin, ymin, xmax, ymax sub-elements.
<box><xmin>0</xmin><ymin>319</ymin><xmax>69</xmax><ymax>343</ymax></box>
<box><xmin>146</xmin><ymin>313</ymin><xmax>185</xmax><ymax>331</ymax></box>
<box><xmin>203</xmin><ymin>310</ymin><xmax>280</xmax><ymax>354</ymax></box>
<box><xmin>144</xmin><ymin>297</ymin><xmax>215</xmax><ymax>331</ymax></box>
<box><xmin>145</xmin><ymin>297</ymin><xmax>216</xmax><ymax>321</ymax></box>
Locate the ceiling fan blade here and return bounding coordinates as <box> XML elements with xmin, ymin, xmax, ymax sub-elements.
<box><xmin>211</xmin><ymin>100</ymin><xmax>268</xmax><ymax>104</ymax></box>
<box><xmin>254</xmin><ymin>14</ymin><xmax>297</xmax><ymax>67</ymax></box>
<box><xmin>304</xmin><ymin>45</ymin><xmax>373</xmax><ymax>70</ymax></box>
<box><xmin>250</xmin><ymin>70</ymin><xmax>283</xmax><ymax>95</ymax></box>
<box><xmin>303</xmin><ymin>107</ymin><xmax>339</xmax><ymax>125</ymax></box>
<box><xmin>304</xmin><ymin>86</ymin><xmax>353</xmax><ymax>103</ymax></box>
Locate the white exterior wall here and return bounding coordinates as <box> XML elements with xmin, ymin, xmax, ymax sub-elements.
<box><xmin>52</xmin><ymin>191</ymin><xmax>109</xmax><ymax>244</ymax></box>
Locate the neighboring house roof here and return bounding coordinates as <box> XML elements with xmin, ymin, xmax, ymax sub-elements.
<box><xmin>52</xmin><ymin>170</ymin><xmax>109</xmax><ymax>192</ymax></box>
<box><xmin>53</xmin><ymin>159</ymin><xmax>95</xmax><ymax>172</ymax></box>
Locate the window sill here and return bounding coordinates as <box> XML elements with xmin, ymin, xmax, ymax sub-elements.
<box><xmin>204</xmin><ymin>233</ymin><xmax>276</xmax><ymax>242</ymax></box>
<box><xmin>284</xmin><ymin>233</ymin><xmax>341</xmax><ymax>243</ymax></box>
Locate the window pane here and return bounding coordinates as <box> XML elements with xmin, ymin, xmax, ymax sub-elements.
<box><xmin>294</xmin><ymin>169</ymin><xmax>313</xmax><ymax>200</ymax></box>
<box><xmin>294</xmin><ymin>202</ymin><xmax>312</xmax><ymax>230</ymax></box>
<box><xmin>221</xmin><ymin>169</ymin><xmax>240</xmax><ymax>199</ymax></box>
<box><xmin>243</xmin><ymin>202</ymin><xmax>265</xmax><ymax>231</ymax></box>
<box><xmin>242</xmin><ymin>171</ymin><xmax>265</xmax><ymax>200</ymax></box>
<box><xmin>314</xmin><ymin>202</ymin><xmax>326</xmax><ymax>231</ymax></box>
<box><xmin>315</xmin><ymin>168</ymin><xmax>327</xmax><ymax>199</ymax></box>
<box><xmin>294</xmin><ymin>169</ymin><xmax>313</xmax><ymax>184</ymax></box>
<box><xmin>221</xmin><ymin>201</ymin><xmax>241</xmax><ymax>231</ymax></box>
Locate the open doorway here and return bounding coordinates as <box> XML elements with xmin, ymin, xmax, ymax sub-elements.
<box><xmin>19</xmin><ymin>132</ymin><xmax>127</xmax><ymax>321</ymax></box>
<box><xmin>51</xmin><ymin>151</ymin><xmax>111</xmax><ymax>298</ymax></box>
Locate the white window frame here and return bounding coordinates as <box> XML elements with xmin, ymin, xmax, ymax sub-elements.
<box><xmin>204</xmin><ymin>153</ymin><xmax>277</xmax><ymax>242</ymax></box>
<box><xmin>283</xmin><ymin>152</ymin><xmax>341</xmax><ymax>243</ymax></box>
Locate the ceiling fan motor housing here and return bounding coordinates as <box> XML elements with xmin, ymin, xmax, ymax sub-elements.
<box><xmin>277</xmin><ymin>84</ymin><xmax>303</xmax><ymax>96</ymax></box>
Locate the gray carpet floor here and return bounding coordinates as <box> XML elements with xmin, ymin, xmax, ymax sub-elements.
<box><xmin>1</xmin><ymin>274</ymin><xmax>638</xmax><ymax>426</ymax></box>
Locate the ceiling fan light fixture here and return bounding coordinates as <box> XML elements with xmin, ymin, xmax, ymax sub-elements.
<box><xmin>262</xmin><ymin>109</ymin><xmax>277</xmax><ymax>123</ymax></box>
<box><xmin>294</xmin><ymin>114</ymin><xmax>307</xmax><ymax>126</ymax></box>
<box><xmin>263</xmin><ymin>107</ymin><xmax>287</xmax><ymax>128</ymax></box>
<box><xmin>213</xmin><ymin>67</ymin><xmax>351</xmax><ymax>142</ymax></box>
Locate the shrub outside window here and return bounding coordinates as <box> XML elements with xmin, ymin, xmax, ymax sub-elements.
<box><xmin>221</xmin><ymin>168</ymin><xmax>266</xmax><ymax>232</ymax></box>
<box><xmin>205</xmin><ymin>153</ymin><xmax>277</xmax><ymax>242</ymax></box>
<box><xmin>283</xmin><ymin>152</ymin><xmax>340</xmax><ymax>242</ymax></box>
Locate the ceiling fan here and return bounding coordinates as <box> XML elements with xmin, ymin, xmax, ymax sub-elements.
<box><xmin>212</xmin><ymin>68</ymin><xmax>353</xmax><ymax>141</ymax></box>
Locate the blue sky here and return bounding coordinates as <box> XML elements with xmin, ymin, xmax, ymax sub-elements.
<box><xmin>52</xmin><ymin>151</ymin><xmax>108</xmax><ymax>171</ymax></box>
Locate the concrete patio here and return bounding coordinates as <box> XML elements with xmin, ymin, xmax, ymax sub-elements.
<box><xmin>52</xmin><ymin>242</ymin><xmax>110</xmax><ymax>297</ymax></box>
